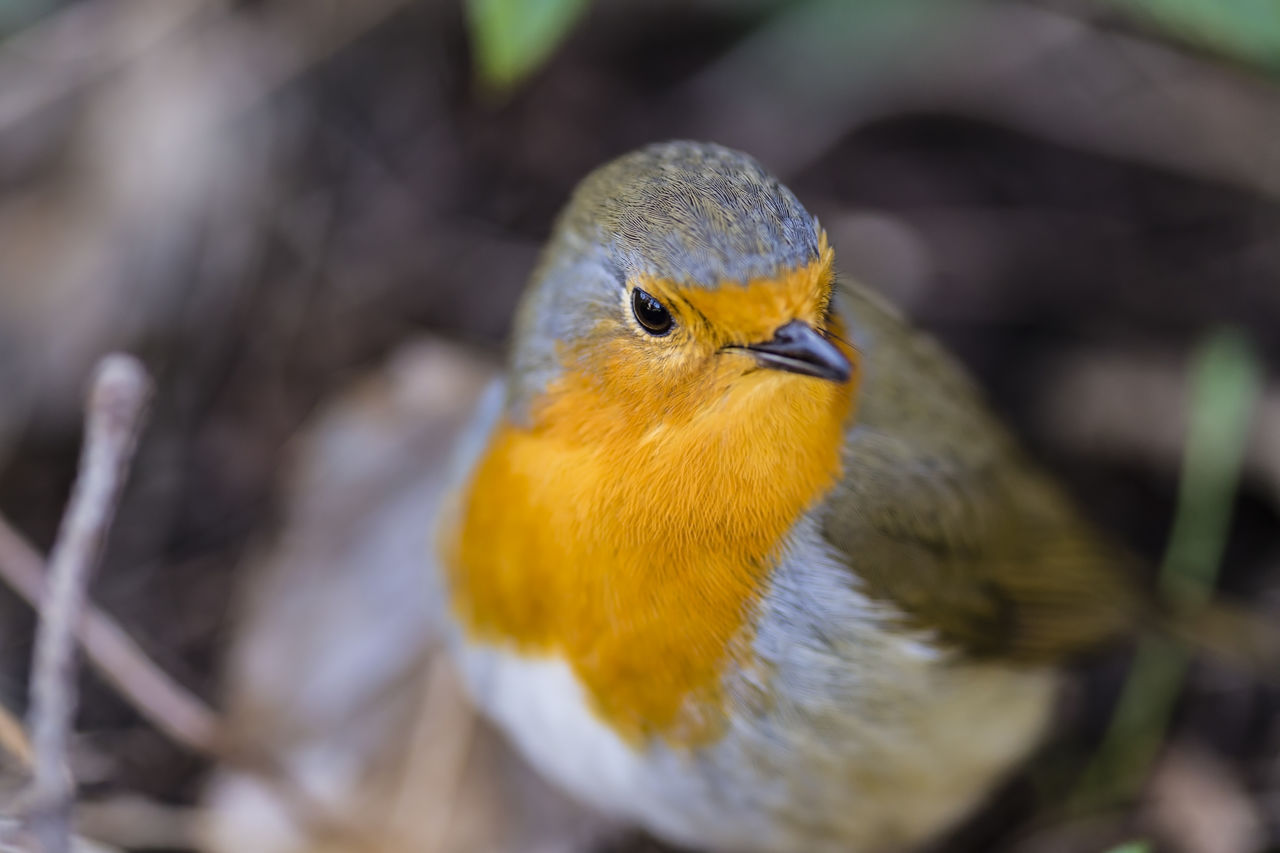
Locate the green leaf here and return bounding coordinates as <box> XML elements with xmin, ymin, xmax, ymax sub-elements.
<box><xmin>1072</xmin><ymin>328</ymin><xmax>1261</xmax><ymax>808</ymax></box>
<box><xmin>466</xmin><ymin>0</ymin><xmax>591</xmax><ymax>91</ymax></box>
<box><xmin>1164</xmin><ymin>329</ymin><xmax>1264</xmax><ymax>602</ymax></box>
<box><xmin>1108</xmin><ymin>0</ymin><xmax>1280</xmax><ymax>72</ymax></box>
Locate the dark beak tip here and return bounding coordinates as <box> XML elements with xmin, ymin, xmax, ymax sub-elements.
<box><xmin>746</xmin><ymin>321</ymin><xmax>852</xmax><ymax>383</ymax></box>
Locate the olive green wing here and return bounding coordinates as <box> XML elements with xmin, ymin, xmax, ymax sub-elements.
<box><xmin>820</xmin><ymin>283</ymin><xmax>1142</xmax><ymax>662</ymax></box>
<box><xmin>819</xmin><ymin>427</ymin><xmax>1142</xmax><ymax>661</ymax></box>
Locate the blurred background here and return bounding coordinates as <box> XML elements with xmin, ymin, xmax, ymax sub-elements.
<box><xmin>0</xmin><ymin>0</ymin><xmax>1279</xmax><ymax>851</ymax></box>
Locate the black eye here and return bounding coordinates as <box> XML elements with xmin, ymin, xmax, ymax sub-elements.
<box><xmin>631</xmin><ymin>288</ymin><xmax>673</xmax><ymax>335</ymax></box>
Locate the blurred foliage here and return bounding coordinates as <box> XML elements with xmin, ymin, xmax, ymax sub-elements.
<box><xmin>462</xmin><ymin>0</ymin><xmax>1280</xmax><ymax>91</ymax></box>
<box><xmin>1076</xmin><ymin>330</ymin><xmax>1262</xmax><ymax>805</ymax></box>
<box><xmin>466</xmin><ymin>0</ymin><xmax>591</xmax><ymax>90</ymax></box>
<box><xmin>1164</xmin><ymin>331</ymin><xmax>1263</xmax><ymax>604</ymax></box>
<box><xmin>1110</xmin><ymin>0</ymin><xmax>1280</xmax><ymax>72</ymax></box>
<box><xmin>1105</xmin><ymin>843</ymin><xmax>1153</xmax><ymax>853</ymax></box>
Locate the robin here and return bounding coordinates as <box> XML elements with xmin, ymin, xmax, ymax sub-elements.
<box><xmin>435</xmin><ymin>140</ymin><xmax>1142</xmax><ymax>852</ymax></box>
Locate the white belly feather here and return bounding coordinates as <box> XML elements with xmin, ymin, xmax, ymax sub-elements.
<box><xmin>449</xmin><ymin>518</ymin><xmax>1056</xmax><ymax>853</ymax></box>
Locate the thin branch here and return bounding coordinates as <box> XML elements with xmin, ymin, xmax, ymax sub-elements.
<box><xmin>24</xmin><ymin>354</ymin><xmax>152</xmax><ymax>853</ymax></box>
<box><xmin>0</xmin><ymin>355</ymin><xmax>219</xmax><ymax>758</ymax></box>
<box><xmin>0</xmin><ymin>517</ymin><xmax>222</xmax><ymax>758</ymax></box>
<box><xmin>0</xmin><ymin>356</ymin><xmax>379</xmax><ymax>848</ymax></box>
<box><xmin>0</xmin><ymin>501</ymin><xmax>367</xmax><ymax>846</ymax></box>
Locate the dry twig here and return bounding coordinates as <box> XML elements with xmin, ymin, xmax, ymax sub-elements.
<box><xmin>0</xmin><ymin>519</ymin><xmax>222</xmax><ymax>759</ymax></box>
<box><xmin>22</xmin><ymin>355</ymin><xmax>151</xmax><ymax>853</ymax></box>
<box><xmin>0</xmin><ymin>499</ymin><xmax>365</xmax><ymax>847</ymax></box>
<box><xmin>0</xmin><ymin>353</ymin><xmax>358</xmax><ymax>845</ymax></box>
<box><xmin>0</xmin><ymin>365</ymin><xmax>219</xmax><ymax>760</ymax></box>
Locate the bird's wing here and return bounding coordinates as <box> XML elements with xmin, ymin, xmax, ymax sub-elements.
<box><xmin>819</xmin><ymin>426</ymin><xmax>1141</xmax><ymax>661</ymax></box>
<box><xmin>818</xmin><ymin>283</ymin><xmax>1141</xmax><ymax>661</ymax></box>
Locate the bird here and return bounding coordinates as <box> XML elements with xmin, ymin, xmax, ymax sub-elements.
<box><xmin>433</xmin><ymin>140</ymin><xmax>1144</xmax><ymax>853</ymax></box>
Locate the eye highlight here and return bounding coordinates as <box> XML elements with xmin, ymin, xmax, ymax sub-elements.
<box><xmin>631</xmin><ymin>288</ymin><xmax>673</xmax><ymax>335</ymax></box>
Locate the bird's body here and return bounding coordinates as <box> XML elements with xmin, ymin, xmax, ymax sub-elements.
<box><xmin>436</xmin><ymin>141</ymin><xmax>1137</xmax><ymax>852</ymax></box>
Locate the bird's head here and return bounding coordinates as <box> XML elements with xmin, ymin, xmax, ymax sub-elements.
<box><xmin>506</xmin><ymin>141</ymin><xmax>854</xmax><ymax>433</ymax></box>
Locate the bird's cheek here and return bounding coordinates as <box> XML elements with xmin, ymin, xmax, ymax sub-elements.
<box><xmin>717</xmin><ymin>346</ymin><xmax>760</xmax><ymax>376</ymax></box>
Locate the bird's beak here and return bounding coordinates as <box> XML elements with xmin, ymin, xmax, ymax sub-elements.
<box><xmin>742</xmin><ymin>320</ymin><xmax>852</xmax><ymax>383</ymax></box>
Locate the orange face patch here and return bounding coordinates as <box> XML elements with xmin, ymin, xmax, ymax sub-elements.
<box><xmin>643</xmin><ymin>231</ymin><xmax>836</xmax><ymax>350</ymax></box>
<box><xmin>441</xmin><ymin>236</ymin><xmax>857</xmax><ymax>747</ymax></box>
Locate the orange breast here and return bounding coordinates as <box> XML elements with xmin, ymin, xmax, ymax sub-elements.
<box><xmin>442</xmin><ymin>299</ymin><xmax>856</xmax><ymax>747</ymax></box>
